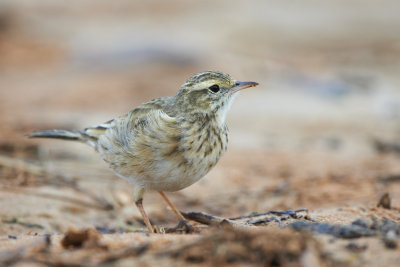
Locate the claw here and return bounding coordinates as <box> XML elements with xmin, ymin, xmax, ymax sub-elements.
<box><xmin>165</xmin><ymin>219</ymin><xmax>199</xmax><ymax>234</ymax></box>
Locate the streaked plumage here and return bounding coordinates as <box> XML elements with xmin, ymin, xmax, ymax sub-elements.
<box><xmin>30</xmin><ymin>70</ymin><xmax>258</xmax><ymax>233</ymax></box>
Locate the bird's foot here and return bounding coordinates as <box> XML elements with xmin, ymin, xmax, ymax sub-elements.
<box><xmin>165</xmin><ymin>219</ymin><xmax>199</xmax><ymax>234</ymax></box>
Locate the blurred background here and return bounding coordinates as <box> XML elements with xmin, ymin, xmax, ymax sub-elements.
<box><xmin>1</xmin><ymin>0</ymin><xmax>400</xmax><ymax>233</ymax></box>
<box><xmin>1</xmin><ymin>0</ymin><xmax>400</xmax><ymax>149</ymax></box>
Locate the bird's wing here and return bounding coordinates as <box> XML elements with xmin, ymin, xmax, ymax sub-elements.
<box><xmin>83</xmin><ymin>119</ymin><xmax>116</xmax><ymax>141</ymax></box>
<box><xmin>84</xmin><ymin>97</ymin><xmax>170</xmax><ymax>141</ymax></box>
<box><xmin>96</xmin><ymin>103</ymin><xmax>183</xmax><ymax>171</ymax></box>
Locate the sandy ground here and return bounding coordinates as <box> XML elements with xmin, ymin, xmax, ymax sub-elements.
<box><xmin>1</xmin><ymin>1</ymin><xmax>400</xmax><ymax>266</ymax></box>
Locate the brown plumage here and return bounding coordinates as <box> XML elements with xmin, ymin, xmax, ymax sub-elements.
<box><xmin>30</xmin><ymin>70</ymin><xmax>258</xmax><ymax>233</ymax></box>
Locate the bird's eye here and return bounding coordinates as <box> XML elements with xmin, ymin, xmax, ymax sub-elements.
<box><xmin>209</xmin><ymin>84</ymin><xmax>220</xmax><ymax>93</ymax></box>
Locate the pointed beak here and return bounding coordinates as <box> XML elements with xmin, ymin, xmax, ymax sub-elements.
<box><xmin>231</xmin><ymin>81</ymin><xmax>259</xmax><ymax>93</ymax></box>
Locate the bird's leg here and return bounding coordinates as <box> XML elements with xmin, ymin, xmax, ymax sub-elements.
<box><xmin>158</xmin><ymin>191</ymin><xmax>198</xmax><ymax>233</ymax></box>
<box><xmin>135</xmin><ymin>199</ymin><xmax>154</xmax><ymax>233</ymax></box>
<box><xmin>158</xmin><ymin>191</ymin><xmax>186</xmax><ymax>220</ymax></box>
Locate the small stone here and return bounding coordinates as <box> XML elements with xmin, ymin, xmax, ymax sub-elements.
<box><xmin>346</xmin><ymin>242</ymin><xmax>367</xmax><ymax>252</ymax></box>
<box><xmin>61</xmin><ymin>227</ymin><xmax>102</xmax><ymax>249</ymax></box>
<box><xmin>383</xmin><ymin>230</ymin><xmax>397</xmax><ymax>249</ymax></box>
<box><xmin>377</xmin><ymin>193</ymin><xmax>391</xmax><ymax>209</ymax></box>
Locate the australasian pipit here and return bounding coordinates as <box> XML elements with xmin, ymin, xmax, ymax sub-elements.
<box><xmin>30</xmin><ymin>71</ymin><xmax>258</xmax><ymax>233</ymax></box>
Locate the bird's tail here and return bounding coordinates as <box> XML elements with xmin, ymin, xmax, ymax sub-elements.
<box><xmin>29</xmin><ymin>129</ymin><xmax>97</xmax><ymax>147</ymax></box>
<box><xmin>29</xmin><ymin>120</ymin><xmax>113</xmax><ymax>148</ymax></box>
<box><xmin>29</xmin><ymin>129</ymin><xmax>85</xmax><ymax>141</ymax></box>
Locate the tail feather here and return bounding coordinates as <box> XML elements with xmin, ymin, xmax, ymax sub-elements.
<box><xmin>29</xmin><ymin>124</ymin><xmax>111</xmax><ymax>148</ymax></box>
<box><xmin>29</xmin><ymin>120</ymin><xmax>112</xmax><ymax>148</ymax></box>
<box><xmin>29</xmin><ymin>130</ymin><xmax>86</xmax><ymax>141</ymax></box>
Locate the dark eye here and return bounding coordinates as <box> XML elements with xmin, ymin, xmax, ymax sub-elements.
<box><xmin>209</xmin><ymin>84</ymin><xmax>220</xmax><ymax>93</ymax></box>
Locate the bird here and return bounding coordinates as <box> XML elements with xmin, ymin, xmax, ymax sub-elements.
<box><xmin>29</xmin><ymin>70</ymin><xmax>258</xmax><ymax>233</ymax></box>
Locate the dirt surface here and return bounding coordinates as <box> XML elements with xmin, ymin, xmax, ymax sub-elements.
<box><xmin>1</xmin><ymin>1</ymin><xmax>400</xmax><ymax>266</ymax></box>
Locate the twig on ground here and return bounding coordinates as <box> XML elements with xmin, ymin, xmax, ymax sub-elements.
<box><xmin>2</xmin><ymin>218</ymin><xmax>45</xmax><ymax>229</ymax></box>
<box><xmin>99</xmin><ymin>243</ymin><xmax>150</xmax><ymax>264</ymax></box>
<box><xmin>181</xmin><ymin>211</ymin><xmax>255</xmax><ymax>229</ymax></box>
<box><xmin>229</xmin><ymin>208</ymin><xmax>308</xmax><ymax>220</ymax></box>
<box><xmin>181</xmin><ymin>209</ymin><xmax>309</xmax><ymax>228</ymax></box>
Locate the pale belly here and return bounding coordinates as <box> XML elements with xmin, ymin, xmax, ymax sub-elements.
<box><xmin>105</xmin><ymin>137</ymin><xmax>225</xmax><ymax>192</ymax></box>
<box><xmin>113</xmin><ymin>151</ymin><xmax>220</xmax><ymax>192</ymax></box>
<box><xmin>146</xmin><ymin>158</ymin><xmax>212</xmax><ymax>191</ymax></box>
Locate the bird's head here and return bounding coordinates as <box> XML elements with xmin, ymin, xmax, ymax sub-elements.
<box><xmin>176</xmin><ymin>71</ymin><xmax>258</xmax><ymax>120</ymax></box>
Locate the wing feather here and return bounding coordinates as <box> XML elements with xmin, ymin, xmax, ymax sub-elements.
<box><xmin>96</xmin><ymin>108</ymin><xmax>182</xmax><ymax>179</ymax></box>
